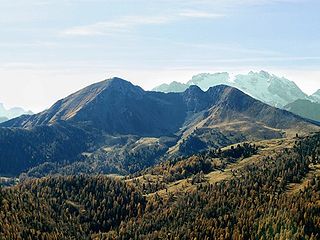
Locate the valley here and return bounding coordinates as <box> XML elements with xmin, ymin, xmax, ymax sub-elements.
<box><xmin>0</xmin><ymin>132</ymin><xmax>319</xmax><ymax>239</ymax></box>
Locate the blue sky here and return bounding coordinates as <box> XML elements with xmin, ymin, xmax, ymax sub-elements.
<box><xmin>0</xmin><ymin>0</ymin><xmax>319</xmax><ymax>112</ymax></box>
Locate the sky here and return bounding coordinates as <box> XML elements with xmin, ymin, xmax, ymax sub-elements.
<box><xmin>0</xmin><ymin>0</ymin><xmax>319</xmax><ymax>112</ymax></box>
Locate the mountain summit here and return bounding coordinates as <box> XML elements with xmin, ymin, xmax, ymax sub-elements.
<box><xmin>3</xmin><ymin>78</ymin><xmax>313</xmax><ymax>134</ymax></box>
<box><xmin>153</xmin><ymin>71</ymin><xmax>309</xmax><ymax>108</ymax></box>
<box><xmin>2</xmin><ymin>78</ymin><xmax>185</xmax><ymax>135</ymax></box>
<box><xmin>0</xmin><ymin>78</ymin><xmax>318</xmax><ymax>176</ymax></box>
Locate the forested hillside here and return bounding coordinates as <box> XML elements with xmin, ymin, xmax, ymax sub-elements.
<box><xmin>1</xmin><ymin>133</ymin><xmax>319</xmax><ymax>239</ymax></box>
<box><xmin>0</xmin><ymin>176</ymin><xmax>145</xmax><ymax>239</ymax></box>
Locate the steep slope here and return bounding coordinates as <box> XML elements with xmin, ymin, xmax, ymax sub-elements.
<box><xmin>0</xmin><ymin>122</ymin><xmax>101</xmax><ymax>176</ymax></box>
<box><xmin>168</xmin><ymin>85</ymin><xmax>317</xmax><ymax>156</ymax></box>
<box><xmin>153</xmin><ymin>70</ymin><xmax>309</xmax><ymax>108</ymax></box>
<box><xmin>285</xmin><ymin>99</ymin><xmax>320</xmax><ymax>122</ymax></box>
<box><xmin>2</xmin><ymin>78</ymin><xmax>187</xmax><ymax>136</ymax></box>
<box><xmin>205</xmin><ymin>85</ymin><xmax>307</xmax><ymax>129</ymax></box>
<box><xmin>5</xmin><ymin>80</ymin><xmax>313</xmax><ymax>137</ymax></box>
<box><xmin>0</xmin><ymin>78</ymin><xmax>318</xmax><ymax>177</ymax></box>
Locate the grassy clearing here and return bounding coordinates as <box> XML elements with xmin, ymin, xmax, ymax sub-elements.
<box><xmin>145</xmin><ymin>137</ymin><xmax>297</xmax><ymax>199</ymax></box>
<box><xmin>287</xmin><ymin>163</ymin><xmax>320</xmax><ymax>195</ymax></box>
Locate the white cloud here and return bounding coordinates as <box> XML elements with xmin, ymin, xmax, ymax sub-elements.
<box><xmin>181</xmin><ymin>0</ymin><xmax>302</xmax><ymax>5</ymax></box>
<box><xmin>61</xmin><ymin>0</ymin><xmax>300</xmax><ymax>37</ymax></box>
<box><xmin>63</xmin><ymin>15</ymin><xmax>174</xmax><ymax>36</ymax></box>
<box><xmin>179</xmin><ymin>10</ymin><xmax>225</xmax><ymax>18</ymax></box>
<box><xmin>63</xmin><ymin>10</ymin><xmax>225</xmax><ymax>36</ymax></box>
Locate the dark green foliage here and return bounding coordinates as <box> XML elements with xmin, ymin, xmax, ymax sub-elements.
<box><xmin>0</xmin><ymin>122</ymin><xmax>95</xmax><ymax>176</ymax></box>
<box><xmin>0</xmin><ymin>175</ymin><xmax>145</xmax><ymax>239</ymax></box>
<box><xmin>0</xmin><ymin>78</ymin><xmax>319</xmax><ymax>239</ymax></box>
<box><xmin>103</xmin><ymin>133</ymin><xmax>320</xmax><ymax>240</ymax></box>
<box><xmin>179</xmin><ymin>135</ymin><xmax>207</xmax><ymax>155</ymax></box>
<box><xmin>23</xmin><ymin>136</ymin><xmax>174</xmax><ymax>178</ymax></box>
<box><xmin>221</xmin><ymin>142</ymin><xmax>258</xmax><ymax>159</ymax></box>
<box><xmin>0</xmin><ymin>134</ymin><xmax>320</xmax><ymax>239</ymax></box>
<box><xmin>140</xmin><ymin>142</ymin><xmax>258</xmax><ymax>185</ymax></box>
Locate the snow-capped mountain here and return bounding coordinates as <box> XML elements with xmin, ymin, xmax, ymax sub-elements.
<box><xmin>187</xmin><ymin>72</ymin><xmax>231</xmax><ymax>90</ymax></box>
<box><xmin>233</xmin><ymin>71</ymin><xmax>308</xmax><ymax>108</ymax></box>
<box><xmin>152</xmin><ymin>81</ymin><xmax>189</xmax><ymax>93</ymax></box>
<box><xmin>153</xmin><ymin>71</ymin><xmax>309</xmax><ymax>108</ymax></box>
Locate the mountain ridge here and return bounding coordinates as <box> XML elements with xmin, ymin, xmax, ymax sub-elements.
<box><xmin>153</xmin><ymin>70</ymin><xmax>313</xmax><ymax>108</ymax></box>
<box><xmin>0</xmin><ymin>77</ymin><xmax>318</xmax><ymax>176</ymax></box>
<box><xmin>3</xmin><ymin>78</ymin><xmax>314</xmax><ymax>133</ymax></box>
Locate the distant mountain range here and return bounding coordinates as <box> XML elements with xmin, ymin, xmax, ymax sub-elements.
<box><xmin>311</xmin><ymin>89</ymin><xmax>320</xmax><ymax>102</ymax></box>
<box><xmin>153</xmin><ymin>71</ymin><xmax>318</xmax><ymax>108</ymax></box>
<box><xmin>285</xmin><ymin>99</ymin><xmax>320</xmax><ymax>122</ymax></box>
<box><xmin>0</xmin><ymin>103</ymin><xmax>32</xmax><ymax>123</ymax></box>
<box><xmin>0</xmin><ymin>78</ymin><xmax>318</xmax><ymax>177</ymax></box>
<box><xmin>0</xmin><ymin>116</ymin><xmax>8</xmax><ymax>123</ymax></box>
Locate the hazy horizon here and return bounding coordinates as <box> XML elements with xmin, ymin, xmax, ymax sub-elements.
<box><xmin>0</xmin><ymin>0</ymin><xmax>319</xmax><ymax>112</ymax></box>
<box><xmin>0</xmin><ymin>69</ymin><xmax>318</xmax><ymax>113</ymax></box>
